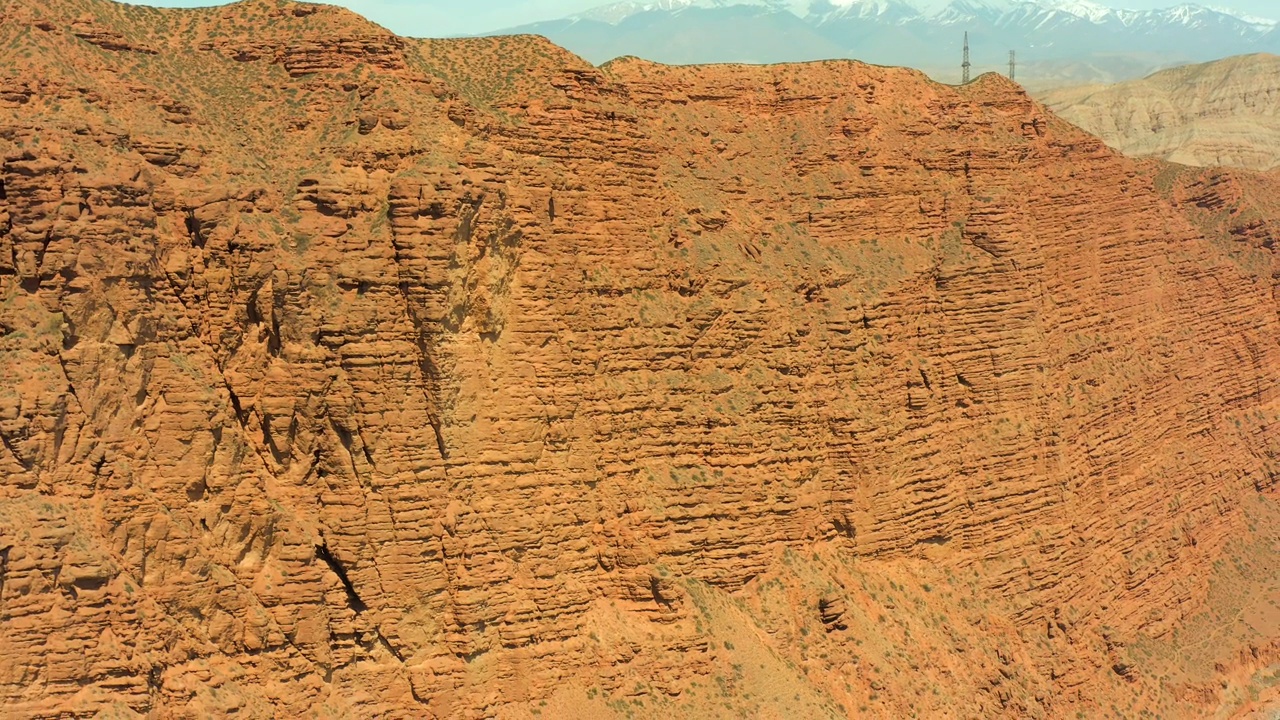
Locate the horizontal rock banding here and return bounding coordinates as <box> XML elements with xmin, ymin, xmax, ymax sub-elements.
<box><xmin>1</xmin><ymin>1</ymin><xmax>1278</xmax><ymax>718</ymax></box>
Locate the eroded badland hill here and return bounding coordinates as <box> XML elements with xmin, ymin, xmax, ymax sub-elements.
<box><xmin>1042</xmin><ymin>54</ymin><xmax>1280</xmax><ymax>172</ymax></box>
<box><xmin>1</xmin><ymin>0</ymin><xmax>1279</xmax><ymax>717</ymax></box>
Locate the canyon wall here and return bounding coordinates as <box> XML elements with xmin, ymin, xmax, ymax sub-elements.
<box><xmin>1</xmin><ymin>0</ymin><xmax>1278</xmax><ymax>717</ymax></box>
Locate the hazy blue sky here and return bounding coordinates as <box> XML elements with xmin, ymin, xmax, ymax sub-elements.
<box><xmin>129</xmin><ymin>0</ymin><xmax>1280</xmax><ymax>37</ymax></box>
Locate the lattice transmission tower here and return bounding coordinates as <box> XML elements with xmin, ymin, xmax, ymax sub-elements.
<box><xmin>962</xmin><ymin>32</ymin><xmax>971</xmax><ymax>84</ymax></box>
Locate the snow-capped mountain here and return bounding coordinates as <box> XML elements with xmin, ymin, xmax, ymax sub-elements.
<box><xmin>571</xmin><ymin>0</ymin><xmax>1272</xmax><ymax>28</ymax></box>
<box><xmin>579</xmin><ymin>0</ymin><xmax>813</xmax><ymax>23</ymax></box>
<box><xmin>494</xmin><ymin>0</ymin><xmax>1278</xmax><ymax>87</ymax></box>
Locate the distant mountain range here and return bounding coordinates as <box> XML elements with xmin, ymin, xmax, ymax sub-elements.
<box><xmin>490</xmin><ymin>0</ymin><xmax>1280</xmax><ymax>87</ymax></box>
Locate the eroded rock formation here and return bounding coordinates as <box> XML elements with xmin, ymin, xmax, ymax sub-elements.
<box><xmin>1042</xmin><ymin>53</ymin><xmax>1280</xmax><ymax>172</ymax></box>
<box><xmin>1</xmin><ymin>0</ymin><xmax>1279</xmax><ymax>718</ymax></box>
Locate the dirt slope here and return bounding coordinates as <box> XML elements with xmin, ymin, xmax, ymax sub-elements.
<box><xmin>1041</xmin><ymin>53</ymin><xmax>1280</xmax><ymax>171</ymax></box>
<box><xmin>1</xmin><ymin>0</ymin><xmax>1279</xmax><ymax>718</ymax></box>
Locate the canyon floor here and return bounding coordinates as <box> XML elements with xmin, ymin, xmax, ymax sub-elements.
<box><xmin>1</xmin><ymin>0</ymin><xmax>1279</xmax><ymax>718</ymax></box>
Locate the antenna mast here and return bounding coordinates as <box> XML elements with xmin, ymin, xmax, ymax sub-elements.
<box><xmin>1008</xmin><ymin>50</ymin><xmax>1015</xmax><ymax>80</ymax></box>
<box><xmin>962</xmin><ymin>32</ymin><xmax>971</xmax><ymax>84</ymax></box>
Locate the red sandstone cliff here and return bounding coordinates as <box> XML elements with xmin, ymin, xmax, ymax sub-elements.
<box><xmin>1</xmin><ymin>0</ymin><xmax>1279</xmax><ymax>718</ymax></box>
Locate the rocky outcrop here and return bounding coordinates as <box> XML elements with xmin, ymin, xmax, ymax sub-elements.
<box><xmin>70</xmin><ymin>17</ymin><xmax>158</xmax><ymax>55</ymax></box>
<box><xmin>1041</xmin><ymin>53</ymin><xmax>1280</xmax><ymax>171</ymax></box>
<box><xmin>1</xmin><ymin>1</ymin><xmax>1279</xmax><ymax>719</ymax></box>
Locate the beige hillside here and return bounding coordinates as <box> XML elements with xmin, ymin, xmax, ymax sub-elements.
<box><xmin>1041</xmin><ymin>53</ymin><xmax>1280</xmax><ymax>171</ymax></box>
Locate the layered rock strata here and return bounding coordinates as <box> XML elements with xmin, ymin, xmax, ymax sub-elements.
<box><xmin>0</xmin><ymin>0</ymin><xmax>1278</xmax><ymax>718</ymax></box>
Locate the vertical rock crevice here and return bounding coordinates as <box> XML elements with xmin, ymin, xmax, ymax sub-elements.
<box><xmin>314</xmin><ymin>543</ymin><xmax>367</xmax><ymax>613</ymax></box>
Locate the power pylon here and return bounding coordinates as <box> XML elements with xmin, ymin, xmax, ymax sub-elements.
<box><xmin>1009</xmin><ymin>50</ymin><xmax>1016</xmax><ymax>80</ymax></box>
<box><xmin>962</xmin><ymin>32</ymin><xmax>971</xmax><ymax>85</ymax></box>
